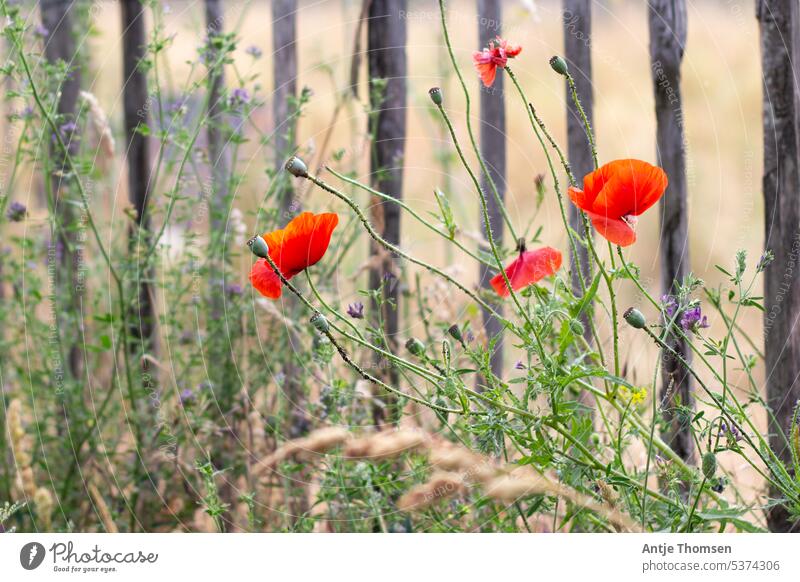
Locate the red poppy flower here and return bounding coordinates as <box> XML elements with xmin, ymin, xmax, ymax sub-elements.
<box><xmin>567</xmin><ymin>159</ymin><xmax>668</xmax><ymax>247</ymax></box>
<box><xmin>490</xmin><ymin>247</ymin><xmax>562</xmax><ymax>297</ymax></box>
<box><xmin>473</xmin><ymin>37</ymin><xmax>522</xmax><ymax>87</ymax></box>
<box><xmin>249</xmin><ymin>212</ymin><xmax>339</xmax><ymax>299</ymax></box>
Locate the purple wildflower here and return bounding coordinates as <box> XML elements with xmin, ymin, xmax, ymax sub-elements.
<box><xmin>228</xmin><ymin>87</ymin><xmax>250</xmax><ymax>107</ymax></box>
<box><xmin>514</xmin><ymin>360</ymin><xmax>526</xmax><ymax>371</ymax></box>
<box><xmin>680</xmin><ymin>305</ymin><xmax>709</xmax><ymax>332</ymax></box>
<box><xmin>719</xmin><ymin>422</ymin><xmax>742</xmax><ymax>443</ymax></box>
<box><xmin>179</xmin><ymin>388</ymin><xmax>194</xmax><ymax>404</ymax></box>
<box><xmin>6</xmin><ymin>201</ymin><xmax>26</xmax><ymax>222</ymax></box>
<box><xmin>661</xmin><ymin>294</ymin><xmax>678</xmax><ymax>318</ymax></box>
<box><xmin>33</xmin><ymin>24</ymin><xmax>48</xmax><ymax>38</ymax></box>
<box><xmin>245</xmin><ymin>45</ymin><xmax>262</xmax><ymax>59</ymax></box>
<box><xmin>226</xmin><ymin>283</ymin><xmax>243</xmax><ymax>296</ymax></box>
<box><xmin>347</xmin><ymin>302</ymin><xmax>364</xmax><ymax>319</ymax></box>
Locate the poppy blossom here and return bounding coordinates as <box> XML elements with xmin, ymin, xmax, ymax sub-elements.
<box><xmin>473</xmin><ymin>37</ymin><xmax>522</xmax><ymax>87</ymax></box>
<box><xmin>249</xmin><ymin>212</ymin><xmax>339</xmax><ymax>299</ymax></box>
<box><xmin>568</xmin><ymin>159</ymin><xmax>668</xmax><ymax>247</ymax></box>
<box><xmin>490</xmin><ymin>246</ymin><xmax>562</xmax><ymax>297</ymax></box>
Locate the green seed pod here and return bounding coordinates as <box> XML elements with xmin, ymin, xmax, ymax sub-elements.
<box><xmin>285</xmin><ymin>155</ymin><xmax>308</xmax><ymax>178</ymax></box>
<box><xmin>590</xmin><ymin>433</ymin><xmax>601</xmax><ymax>446</ymax></box>
<box><xmin>405</xmin><ymin>337</ymin><xmax>426</xmax><ymax>358</ymax></box>
<box><xmin>701</xmin><ymin>451</ymin><xmax>717</xmax><ymax>481</ymax></box>
<box><xmin>569</xmin><ymin>319</ymin><xmax>585</xmax><ymax>336</ymax></box>
<box><xmin>310</xmin><ymin>313</ymin><xmax>330</xmax><ymax>334</ymax></box>
<box><xmin>549</xmin><ymin>55</ymin><xmax>569</xmax><ymax>76</ymax></box>
<box><xmin>623</xmin><ymin>307</ymin><xmax>647</xmax><ymax>329</ymax></box>
<box><xmin>428</xmin><ymin>87</ymin><xmax>443</xmax><ymax>106</ymax></box>
<box><xmin>247</xmin><ymin>235</ymin><xmax>269</xmax><ymax>259</ymax></box>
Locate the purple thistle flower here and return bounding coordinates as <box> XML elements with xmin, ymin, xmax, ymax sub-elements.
<box><xmin>680</xmin><ymin>305</ymin><xmax>709</xmax><ymax>332</ymax></box>
<box><xmin>245</xmin><ymin>45</ymin><xmax>262</xmax><ymax>59</ymax></box>
<box><xmin>347</xmin><ymin>302</ymin><xmax>364</xmax><ymax>319</ymax></box>
<box><xmin>6</xmin><ymin>201</ymin><xmax>26</xmax><ymax>222</ymax></box>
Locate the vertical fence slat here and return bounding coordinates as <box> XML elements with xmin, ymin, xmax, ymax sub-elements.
<box><xmin>758</xmin><ymin>0</ymin><xmax>800</xmax><ymax>533</ymax></box>
<box><xmin>477</xmin><ymin>0</ymin><xmax>506</xmax><ymax>382</ymax></box>
<box><xmin>121</xmin><ymin>1</ymin><xmax>157</xmax><ymax>357</ymax></box>
<box><xmin>41</xmin><ymin>0</ymin><xmax>83</xmax><ymax>380</ymax></box>
<box><xmin>273</xmin><ymin>0</ymin><xmax>299</xmax><ymax>214</ymax></box>
<box><xmin>563</xmin><ymin>0</ymin><xmax>594</xmax><ymax>412</ymax></box>
<box><xmin>648</xmin><ymin>0</ymin><xmax>693</xmax><ymax>463</ymax></box>
<box><xmin>367</xmin><ymin>0</ymin><xmax>407</xmax><ymax>421</ymax></box>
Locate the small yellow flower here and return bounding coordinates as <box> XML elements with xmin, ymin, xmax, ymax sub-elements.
<box><xmin>629</xmin><ymin>386</ymin><xmax>648</xmax><ymax>406</ymax></box>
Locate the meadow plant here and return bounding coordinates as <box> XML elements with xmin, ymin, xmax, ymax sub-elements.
<box><xmin>0</xmin><ymin>0</ymin><xmax>798</xmax><ymax>534</ymax></box>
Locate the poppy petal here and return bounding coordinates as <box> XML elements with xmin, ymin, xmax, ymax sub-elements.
<box><xmin>475</xmin><ymin>61</ymin><xmax>497</xmax><ymax>87</ymax></box>
<box><xmin>264</xmin><ymin>212</ymin><xmax>339</xmax><ymax>276</ymax></box>
<box><xmin>568</xmin><ymin>185</ymin><xmax>594</xmax><ymax>213</ymax></box>
<box><xmin>490</xmin><ymin>247</ymin><xmax>562</xmax><ymax>297</ymax></box>
<box><xmin>587</xmin><ymin>212</ymin><xmax>637</xmax><ymax>247</ymax></box>
<box><xmin>249</xmin><ymin>259</ymin><xmax>283</xmax><ymax>299</ymax></box>
<box><xmin>590</xmin><ymin>159</ymin><xmax>668</xmax><ymax>218</ymax></box>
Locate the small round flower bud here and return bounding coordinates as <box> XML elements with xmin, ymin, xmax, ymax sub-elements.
<box><xmin>428</xmin><ymin>87</ymin><xmax>443</xmax><ymax>106</ymax></box>
<box><xmin>701</xmin><ymin>451</ymin><xmax>717</xmax><ymax>481</ymax></box>
<box><xmin>447</xmin><ymin>324</ymin><xmax>464</xmax><ymax>345</ymax></box>
<box><xmin>247</xmin><ymin>235</ymin><xmax>269</xmax><ymax>259</ymax></box>
<box><xmin>569</xmin><ymin>319</ymin><xmax>585</xmax><ymax>336</ymax></box>
<box><xmin>310</xmin><ymin>313</ymin><xmax>330</xmax><ymax>333</ymax></box>
<box><xmin>285</xmin><ymin>155</ymin><xmax>308</xmax><ymax>178</ymax></box>
<box><xmin>623</xmin><ymin>307</ymin><xmax>646</xmax><ymax>329</ymax></box>
<box><xmin>549</xmin><ymin>55</ymin><xmax>569</xmax><ymax>76</ymax></box>
<box><xmin>405</xmin><ymin>337</ymin><xmax>426</xmax><ymax>357</ymax></box>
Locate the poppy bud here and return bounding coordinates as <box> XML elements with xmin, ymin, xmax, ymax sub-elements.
<box><xmin>442</xmin><ymin>340</ymin><xmax>451</xmax><ymax>368</ymax></box>
<box><xmin>447</xmin><ymin>324</ymin><xmax>464</xmax><ymax>346</ymax></box>
<box><xmin>549</xmin><ymin>55</ymin><xmax>569</xmax><ymax>76</ymax></box>
<box><xmin>405</xmin><ymin>337</ymin><xmax>426</xmax><ymax>357</ymax></box>
<box><xmin>623</xmin><ymin>307</ymin><xmax>646</xmax><ymax>329</ymax></box>
<box><xmin>247</xmin><ymin>235</ymin><xmax>269</xmax><ymax>259</ymax></box>
<box><xmin>701</xmin><ymin>451</ymin><xmax>717</xmax><ymax>480</ymax></box>
<box><xmin>570</xmin><ymin>319</ymin><xmax>585</xmax><ymax>336</ymax></box>
<box><xmin>428</xmin><ymin>87</ymin><xmax>443</xmax><ymax>106</ymax></box>
<box><xmin>285</xmin><ymin>155</ymin><xmax>308</xmax><ymax>178</ymax></box>
<box><xmin>310</xmin><ymin>313</ymin><xmax>330</xmax><ymax>333</ymax></box>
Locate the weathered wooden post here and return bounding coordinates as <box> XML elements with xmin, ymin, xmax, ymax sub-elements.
<box><xmin>121</xmin><ymin>0</ymin><xmax>157</xmax><ymax>358</ymax></box>
<box><xmin>367</xmin><ymin>0</ymin><xmax>407</xmax><ymax>422</ymax></box>
<box><xmin>41</xmin><ymin>0</ymin><xmax>84</xmax><ymax>380</ymax></box>
<box><xmin>563</xmin><ymin>0</ymin><xmax>594</xmax><ymax>412</ymax></box>
<box><xmin>757</xmin><ymin>0</ymin><xmax>800</xmax><ymax>532</ymax></box>
<box><xmin>648</xmin><ymin>0</ymin><xmax>694</xmax><ymax>463</ymax></box>
<box><xmin>477</xmin><ymin>0</ymin><xmax>506</xmax><ymax>382</ymax></box>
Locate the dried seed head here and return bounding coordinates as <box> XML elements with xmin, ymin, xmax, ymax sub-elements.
<box><xmin>397</xmin><ymin>471</ymin><xmax>465</xmax><ymax>512</ymax></box>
